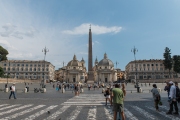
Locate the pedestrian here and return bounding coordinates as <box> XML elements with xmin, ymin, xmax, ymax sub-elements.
<box><xmin>164</xmin><ymin>82</ymin><xmax>171</xmax><ymax>97</ymax></box>
<box><xmin>111</xmin><ymin>84</ymin><xmax>125</xmax><ymax>120</ymax></box>
<box><xmin>62</xmin><ymin>84</ymin><xmax>65</xmax><ymax>93</ymax></box>
<box><xmin>149</xmin><ymin>83</ymin><xmax>150</xmax><ymax>86</ymax></box>
<box><xmin>121</xmin><ymin>83</ymin><xmax>126</xmax><ymax>97</ymax></box>
<box><xmin>105</xmin><ymin>87</ymin><xmax>111</xmax><ymax>105</ymax></box>
<box><xmin>77</xmin><ymin>84</ymin><xmax>80</xmax><ymax>96</ymax></box>
<box><xmin>175</xmin><ymin>82</ymin><xmax>180</xmax><ymax>103</ymax></box>
<box><xmin>74</xmin><ymin>84</ymin><xmax>77</xmax><ymax>96</ymax></box>
<box><xmin>151</xmin><ymin>84</ymin><xmax>160</xmax><ymax>111</ymax></box>
<box><xmin>166</xmin><ymin>81</ymin><xmax>179</xmax><ymax>115</ymax></box>
<box><xmin>9</xmin><ymin>83</ymin><xmax>17</xmax><ymax>99</ymax></box>
<box><xmin>88</xmin><ymin>84</ymin><xmax>90</xmax><ymax>91</ymax></box>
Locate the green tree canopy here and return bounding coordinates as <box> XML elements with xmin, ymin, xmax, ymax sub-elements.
<box><xmin>173</xmin><ymin>55</ymin><xmax>180</xmax><ymax>75</ymax></box>
<box><xmin>0</xmin><ymin>67</ymin><xmax>4</xmax><ymax>77</ymax></box>
<box><xmin>0</xmin><ymin>46</ymin><xmax>8</xmax><ymax>61</ymax></box>
<box><xmin>163</xmin><ymin>47</ymin><xmax>172</xmax><ymax>77</ymax></box>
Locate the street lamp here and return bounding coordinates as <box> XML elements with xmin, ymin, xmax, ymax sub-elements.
<box><xmin>42</xmin><ymin>46</ymin><xmax>49</xmax><ymax>88</ymax></box>
<box><xmin>61</xmin><ymin>61</ymin><xmax>66</xmax><ymax>83</ymax></box>
<box><xmin>131</xmin><ymin>46</ymin><xmax>138</xmax><ymax>87</ymax></box>
<box><xmin>95</xmin><ymin>64</ymin><xmax>99</xmax><ymax>85</ymax></box>
<box><xmin>6</xmin><ymin>61</ymin><xmax>10</xmax><ymax>86</ymax></box>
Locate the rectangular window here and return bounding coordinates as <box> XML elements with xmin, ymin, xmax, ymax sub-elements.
<box><xmin>26</xmin><ymin>64</ymin><xmax>28</xmax><ymax>67</ymax></box>
<box><xmin>4</xmin><ymin>64</ymin><xmax>6</xmax><ymax>66</ymax></box>
<box><xmin>22</xmin><ymin>64</ymin><xmax>24</xmax><ymax>66</ymax></box>
<box><xmin>147</xmin><ymin>64</ymin><xmax>149</xmax><ymax>66</ymax></box>
<box><xmin>143</xmin><ymin>64</ymin><xmax>146</xmax><ymax>66</ymax></box>
<box><xmin>156</xmin><ymin>64</ymin><xmax>158</xmax><ymax>66</ymax></box>
<box><xmin>17</xmin><ymin>64</ymin><xmax>20</xmax><ymax>66</ymax></box>
<box><xmin>151</xmin><ymin>64</ymin><xmax>154</xmax><ymax>66</ymax></box>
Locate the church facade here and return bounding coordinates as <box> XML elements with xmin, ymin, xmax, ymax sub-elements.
<box><xmin>93</xmin><ymin>53</ymin><xmax>117</xmax><ymax>84</ymax></box>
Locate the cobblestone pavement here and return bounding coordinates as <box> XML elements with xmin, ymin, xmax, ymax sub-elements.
<box><xmin>0</xmin><ymin>83</ymin><xmax>179</xmax><ymax>120</ymax></box>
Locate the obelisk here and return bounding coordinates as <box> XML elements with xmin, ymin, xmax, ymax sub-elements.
<box><xmin>87</xmin><ymin>25</ymin><xmax>94</xmax><ymax>83</ymax></box>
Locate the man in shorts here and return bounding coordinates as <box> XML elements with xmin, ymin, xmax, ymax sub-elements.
<box><xmin>111</xmin><ymin>84</ymin><xmax>125</xmax><ymax>120</ymax></box>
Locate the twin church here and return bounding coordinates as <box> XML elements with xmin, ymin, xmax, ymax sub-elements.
<box><xmin>54</xmin><ymin>27</ymin><xmax>118</xmax><ymax>84</ymax></box>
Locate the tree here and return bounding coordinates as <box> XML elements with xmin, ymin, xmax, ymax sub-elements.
<box><xmin>0</xmin><ymin>45</ymin><xmax>8</xmax><ymax>61</ymax></box>
<box><xmin>163</xmin><ymin>47</ymin><xmax>172</xmax><ymax>78</ymax></box>
<box><xmin>0</xmin><ymin>67</ymin><xmax>4</xmax><ymax>77</ymax></box>
<box><xmin>173</xmin><ymin>55</ymin><xmax>180</xmax><ymax>77</ymax></box>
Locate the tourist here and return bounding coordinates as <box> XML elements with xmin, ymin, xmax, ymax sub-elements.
<box><xmin>9</xmin><ymin>83</ymin><xmax>16</xmax><ymax>99</ymax></box>
<box><xmin>175</xmin><ymin>82</ymin><xmax>180</xmax><ymax>103</ymax></box>
<box><xmin>88</xmin><ymin>84</ymin><xmax>90</xmax><ymax>91</ymax></box>
<box><xmin>77</xmin><ymin>84</ymin><xmax>80</xmax><ymax>96</ymax></box>
<box><xmin>166</xmin><ymin>81</ymin><xmax>179</xmax><ymax>115</ymax></box>
<box><xmin>105</xmin><ymin>87</ymin><xmax>111</xmax><ymax>105</ymax></box>
<box><xmin>74</xmin><ymin>84</ymin><xmax>78</xmax><ymax>96</ymax></box>
<box><xmin>151</xmin><ymin>84</ymin><xmax>160</xmax><ymax>111</ymax></box>
<box><xmin>111</xmin><ymin>84</ymin><xmax>125</xmax><ymax>120</ymax></box>
<box><xmin>164</xmin><ymin>82</ymin><xmax>171</xmax><ymax>97</ymax></box>
<box><xmin>121</xmin><ymin>83</ymin><xmax>126</xmax><ymax>97</ymax></box>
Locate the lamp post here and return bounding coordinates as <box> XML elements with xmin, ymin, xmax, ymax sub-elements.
<box><xmin>61</xmin><ymin>61</ymin><xmax>66</xmax><ymax>83</ymax></box>
<box><xmin>42</xmin><ymin>46</ymin><xmax>49</xmax><ymax>88</ymax></box>
<box><xmin>115</xmin><ymin>61</ymin><xmax>119</xmax><ymax>69</ymax></box>
<box><xmin>131</xmin><ymin>46</ymin><xmax>138</xmax><ymax>87</ymax></box>
<box><xmin>95</xmin><ymin>64</ymin><xmax>99</xmax><ymax>85</ymax></box>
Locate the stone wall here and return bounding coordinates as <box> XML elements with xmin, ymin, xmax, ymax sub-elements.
<box><xmin>0</xmin><ymin>78</ymin><xmax>40</xmax><ymax>83</ymax></box>
<box><xmin>135</xmin><ymin>78</ymin><xmax>180</xmax><ymax>83</ymax></box>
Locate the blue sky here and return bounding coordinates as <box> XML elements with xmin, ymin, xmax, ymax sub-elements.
<box><xmin>0</xmin><ymin>0</ymin><xmax>180</xmax><ymax>70</ymax></box>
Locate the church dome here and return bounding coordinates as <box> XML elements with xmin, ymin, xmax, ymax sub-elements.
<box><xmin>98</xmin><ymin>53</ymin><xmax>114</xmax><ymax>67</ymax></box>
<box><xmin>67</xmin><ymin>55</ymin><xmax>81</xmax><ymax>66</ymax></box>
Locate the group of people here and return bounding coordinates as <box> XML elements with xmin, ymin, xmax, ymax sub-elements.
<box><xmin>104</xmin><ymin>83</ymin><xmax>126</xmax><ymax>120</ymax></box>
<box><xmin>53</xmin><ymin>83</ymin><xmax>83</xmax><ymax>95</ymax></box>
<box><xmin>151</xmin><ymin>81</ymin><xmax>179</xmax><ymax>115</ymax></box>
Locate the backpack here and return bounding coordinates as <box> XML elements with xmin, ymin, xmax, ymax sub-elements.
<box><xmin>10</xmin><ymin>86</ymin><xmax>12</xmax><ymax>90</ymax></box>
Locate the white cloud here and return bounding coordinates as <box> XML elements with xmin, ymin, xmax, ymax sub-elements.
<box><xmin>62</xmin><ymin>23</ymin><xmax>122</xmax><ymax>35</ymax></box>
<box><xmin>79</xmin><ymin>52</ymin><xmax>88</xmax><ymax>55</ymax></box>
<box><xmin>95</xmin><ymin>41</ymin><xmax>100</xmax><ymax>44</ymax></box>
<box><xmin>0</xmin><ymin>39</ymin><xmax>17</xmax><ymax>50</ymax></box>
<box><xmin>0</xmin><ymin>23</ymin><xmax>37</xmax><ymax>39</ymax></box>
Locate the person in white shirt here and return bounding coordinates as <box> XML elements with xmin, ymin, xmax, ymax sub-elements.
<box><xmin>9</xmin><ymin>83</ymin><xmax>16</xmax><ymax>99</ymax></box>
<box><xmin>166</xmin><ymin>81</ymin><xmax>178</xmax><ymax>115</ymax></box>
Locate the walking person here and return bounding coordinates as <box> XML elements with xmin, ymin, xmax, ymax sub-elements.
<box><xmin>9</xmin><ymin>83</ymin><xmax>16</xmax><ymax>99</ymax></box>
<box><xmin>166</xmin><ymin>81</ymin><xmax>179</xmax><ymax>115</ymax></box>
<box><xmin>175</xmin><ymin>82</ymin><xmax>180</xmax><ymax>103</ymax></box>
<box><xmin>121</xmin><ymin>83</ymin><xmax>126</xmax><ymax>97</ymax></box>
<box><xmin>151</xmin><ymin>84</ymin><xmax>160</xmax><ymax>111</ymax></box>
<box><xmin>111</xmin><ymin>84</ymin><xmax>125</xmax><ymax>120</ymax></box>
<box><xmin>77</xmin><ymin>84</ymin><xmax>80</xmax><ymax>96</ymax></box>
<box><xmin>164</xmin><ymin>82</ymin><xmax>171</xmax><ymax>97</ymax></box>
<box><xmin>105</xmin><ymin>87</ymin><xmax>111</xmax><ymax>105</ymax></box>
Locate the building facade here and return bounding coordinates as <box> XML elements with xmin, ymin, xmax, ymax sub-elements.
<box><xmin>93</xmin><ymin>53</ymin><xmax>117</xmax><ymax>84</ymax></box>
<box><xmin>125</xmin><ymin>59</ymin><xmax>176</xmax><ymax>80</ymax></box>
<box><xmin>0</xmin><ymin>60</ymin><xmax>55</xmax><ymax>81</ymax></box>
<box><xmin>54</xmin><ymin>55</ymin><xmax>87</xmax><ymax>83</ymax></box>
